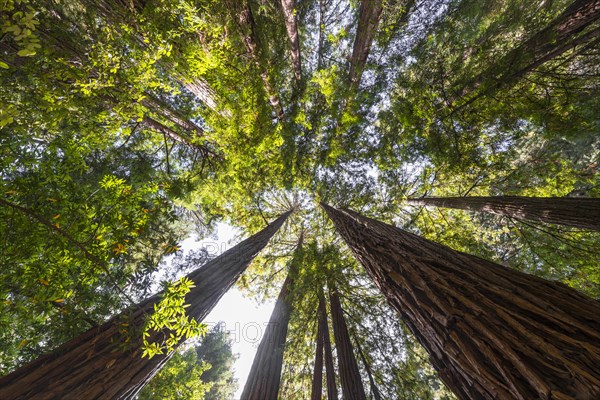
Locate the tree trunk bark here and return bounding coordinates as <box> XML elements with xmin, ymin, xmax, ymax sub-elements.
<box><xmin>349</xmin><ymin>0</ymin><xmax>384</xmax><ymax>87</ymax></box>
<box><xmin>319</xmin><ymin>291</ymin><xmax>339</xmax><ymax>400</ymax></box>
<box><xmin>280</xmin><ymin>0</ymin><xmax>302</xmax><ymax>81</ymax></box>
<box><xmin>235</xmin><ymin>1</ymin><xmax>285</xmax><ymax>121</ymax></box>
<box><xmin>0</xmin><ymin>212</ymin><xmax>291</xmax><ymax>400</ymax></box>
<box><xmin>353</xmin><ymin>334</ymin><xmax>382</xmax><ymax>400</ymax></box>
<box><xmin>407</xmin><ymin>196</ymin><xmax>600</xmax><ymax>231</ymax></box>
<box><xmin>310</xmin><ymin>297</ymin><xmax>325</xmax><ymax>400</ymax></box>
<box><xmin>321</xmin><ymin>203</ymin><xmax>600</xmax><ymax>400</ymax></box>
<box><xmin>329</xmin><ymin>283</ymin><xmax>367</xmax><ymax>400</ymax></box>
<box><xmin>240</xmin><ymin>273</ymin><xmax>294</xmax><ymax>400</ymax></box>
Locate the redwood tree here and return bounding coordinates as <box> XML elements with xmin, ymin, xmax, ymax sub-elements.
<box><xmin>407</xmin><ymin>196</ymin><xmax>600</xmax><ymax>231</ymax></box>
<box><xmin>349</xmin><ymin>0</ymin><xmax>384</xmax><ymax>87</ymax></box>
<box><xmin>322</xmin><ymin>203</ymin><xmax>600</xmax><ymax>399</ymax></box>
<box><xmin>0</xmin><ymin>212</ymin><xmax>291</xmax><ymax>400</ymax></box>
<box><xmin>310</xmin><ymin>299</ymin><xmax>324</xmax><ymax>400</ymax></box>
<box><xmin>320</xmin><ymin>291</ymin><xmax>339</xmax><ymax>400</ymax></box>
<box><xmin>240</xmin><ymin>234</ymin><xmax>302</xmax><ymax>400</ymax></box>
<box><xmin>240</xmin><ymin>273</ymin><xmax>293</xmax><ymax>400</ymax></box>
<box><xmin>329</xmin><ymin>283</ymin><xmax>367</xmax><ymax>400</ymax></box>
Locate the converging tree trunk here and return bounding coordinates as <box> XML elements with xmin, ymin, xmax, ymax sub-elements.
<box><xmin>349</xmin><ymin>0</ymin><xmax>384</xmax><ymax>87</ymax></box>
<box><xmin>279</xmin><ymin>0</ymin><xmax>302</xmax><ymax>81</ymax></box>
<box><xmin>329</xmin><ymin>283</ymin><xmax>367</xmax><ymax>400</ymax></box>
<box><xmin>0</xmin><ymin>212</ymin><xmax>291</xmax><ymax>400</ymax></box>
<box><xmin>240</xmin><ymin>234</ymin><xmax>303</xmax><ymax>400</ymax></box>
<box><xmin>354</xmin><ymin>334</ymin><xmax>382</xmax><ymax>400</ymax></box>
<box><xmin>320</xmin><ymin>291</ymin><xmax>339</xmax><ymax>400</ymax></box>
<box><xmin>455</xmin><ymin>0</ymin><xmax>600</xmax><ymax>108</ymax></box>
<box><xmin>310</xmin><ymin>298</ymin><xmax>325</xmax><ymax>400</ymax></box>
<box><xmin>234</xmin><ymin>1</ymin><xmax>285</xmax><ymax>120</ymax></box>
<box><xmin>321</xmin><ymin>203</ymin><xmax>600</xmax><ymax>399</ymax></box>
<box><xmin>407</xmin><ymin>196</ymin><xmax>600</xmax><ymax>231</ymax></box>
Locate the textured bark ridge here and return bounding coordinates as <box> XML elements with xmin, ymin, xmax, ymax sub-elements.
<box><xmin>329</xmin><ymin>284</ymin><xmax>367</xmax><ymax>400</ymax></box>
<box><xmin>0</xmin><ymin>212</ymin><xmax>291</xmax><ymax>400</ymax></box>
<box><xmin>407</xmin><ymin>196</ymin><xmax>600</xmax><ymax>231</ymax></box>
<box><xmin>240</xmin><ymin>274</ymin><xmax>295</xmax><ymax>400</ymax></box>
<box><xmin>349</xmin><ymin>0</ymin><xmax>384</xmax><ymax>87</ymax></box>
<box><xmin>310</xmin><ymin>296</ymin><xmax>325</xmax><ymax>400</ymax></box>
<box><xmin>321</xmin><ymin>203</ymin><xmax>600</xmax><ymax>400</ymax></box>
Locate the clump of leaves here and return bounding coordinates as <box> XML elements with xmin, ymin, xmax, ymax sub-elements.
<box><xmin>142</xmin><ymin>277</ymin><xmax>206</xmax><ymax>358</ymax></box>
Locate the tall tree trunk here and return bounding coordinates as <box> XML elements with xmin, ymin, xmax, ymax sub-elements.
<box><xmin>353</xmin><ymin>334</ymin><xmax>382</xmax><ymax>400</ymax></box>
<box><xmin>240</xmin><ymin>233</ymin><xmax>303</xmax><ymax>399</ymax></box>
<box><xmin>407</xmin><ymin>196</ymin><xmax>600</xmax><ymax>231</ymax></box>
<box><xmin>319</xmin><ymin>291</ymin><xmax>339</xmax><ymax>400</ymax></box>
<box><xmin>349</xmin><ymin>0</ymin><xmax>384</xmax><ymax>87</ymax></box>
<box><xmin>310</xmin><ymin>299</ymin><xmax>325</xmax><ymax>400</ymax></box>
<box><xmin>0</xmin><ymin>212</ymin><xmax>291</xmax><ymax>400</ymax></box>
<box><xmin>321</xmin><ymin>203</ymin><xmax>600</xmax><ymax>400</ymax></box>
<box><xmin>329</xmin><ymin>283</ymin><xmax>367</xmax><ymax>400</ymax></box>
<box><xmin>279</xmin><ymin>0</ymin><xmax>302</xmax><ymax>81</ymax></box>
<box><xmin>234</xmin><ymin>1</ymin><xmax>285</xmax><ymax>120</ymax></box>
<box><xmin>454</xmin><ymin>0</ymin><xmax>600</xmax><ymax>108</ymax></box>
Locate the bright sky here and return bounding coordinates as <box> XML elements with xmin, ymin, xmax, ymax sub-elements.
<box><xmin>180</xmin><ymin>223</ymin><xmax>276</xmax><ymax>398</ymax></box>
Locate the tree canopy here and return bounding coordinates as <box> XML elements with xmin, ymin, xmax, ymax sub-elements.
<box><xmin>1</xmin><ymin>0</ymin><xmax>599</xmax><ymax>398</ymax></box>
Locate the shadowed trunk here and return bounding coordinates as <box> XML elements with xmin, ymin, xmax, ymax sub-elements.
<box><xmin>240</xmin><ymin>274</ymin><xmax>294</xmax><ymax>400</ymax></box>
<box><xmin>329</xmin><ymin>283</ymin><xmax>367</xmax><ymax>400</ymax></box>
<box><xmin>354</xmin><ymin>334</ymin><xmax>382</xmax><ymax>400</ymax></box>
<box><xmin>280</xmin><ymin>0</ymin><xmax>302</xmax><ymax>81</ymax></box>
<box><xmin>240</xmin><ymin>234</ymin><xmax>302</xmax><ymax>400</ymax></box>
<box><xmin>454</xmin><ymin>0</ymin><xmax>600</xmax><ymax>108</ymax></box>
<box><xmin>349</xmin><ymin>0</ymin><xmax>384</xmax><ymax>87</ymax></box>
<box><xmin>407</xmin><ymin>196</ymin><xmax>600</xmax><ymax>231</ymax></box>
<box><xmin>0</xmin><ymin>212</ymin><xmax>291</xmax><ymax>400</ymax></box>
<box><xmin>235</xmin><ymin>1</ymin><xmax>285</xmax><ymax>120</ymax></box>
<box><xmin>321</xmin><ymin>203</ymin><xmax>600</xmax><ymax>399</ymax></box>
<box><xmin>319</xmin><ymin>291</ymin><xmax>339</xmax><ymax>400</ymax></box>
<box><xmin>310</xmin><ymin>298</ymin><xmax>325</xmax><ymax>400</ymax></box>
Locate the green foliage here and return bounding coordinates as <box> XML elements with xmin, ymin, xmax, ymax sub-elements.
<box><xmin>142</xmin><ymin>277</ymin><xmax>207</xmax><ymax>358</ymax></box>
<box><xmin>1</xmin><ymin>0</ymin><xmax>599</xmax><ymax>397</ymax></box>
<box><xmin>137</xmin><ymin>348</ymin><xmax>211</xmax><ymax>400</ymax></box>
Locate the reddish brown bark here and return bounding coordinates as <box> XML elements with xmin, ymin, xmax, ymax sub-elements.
<box><xmin>0</xmin><ymin>212</ymin><xmax>291</xmax><ymax>400</ymax></box>
<box><xmin>241</xmin><ymin>234</ymin><xmax>303</xmax><ymax>400</ymax></box>
<box><xmin>329</xmin><ymin>284</ymin><xmax>367</xmax><ymax>400</ymax></box>
<box><xmin>320</xmin><ymin>292</ymin><xmax>339</xmax><ymax>400</ymax></box>
<box><xmin>349</xmin><ymin>0</ymin><xmax>384</xmax><ymax>87</ymax></box>
<box><xmin>280</xmin><ymin>0</ymin><xmax>302</xmax><ymax>81</ymax></box>
<box><xmin>407</xmin><ymin>196</ymin><xmax>600</xmax><ymax>231</ymax></box>
<box><xmin>310</xmin><ymin>299</ymin><xmax>325</xmax><ymax>400</ymax></box>
<box><xmin>322</xmin><ymin>203</ymin><xmax>600</xmax><ymax>399</ymax></box>
<box><xmin>240</xmin><ymin>273</ymin><xmax>295</xmax><ymax>400</ymax></box>
<box><xmin>354</xmin><ymin>335</ymin><xmax>382</xmax><ymax>400</ymax></box>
